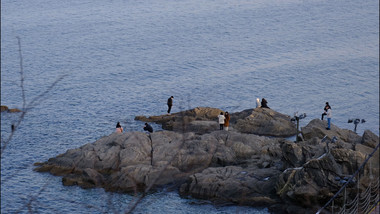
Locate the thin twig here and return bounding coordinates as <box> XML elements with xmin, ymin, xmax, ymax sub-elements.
<box><xmin>1</xmin><ymin>37</ymin><xmax>66</xmax><ymax>156</ymax></box>
<box><xmin>16</xmin><ymin>36</ymin><xmax>26</xmax><ymax>111</ymax></box>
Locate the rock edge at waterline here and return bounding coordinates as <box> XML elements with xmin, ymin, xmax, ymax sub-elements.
<box><xmin>1</xmin><ymin>105</ymin><xmax>22</xmax><ymax>113</ymax></box>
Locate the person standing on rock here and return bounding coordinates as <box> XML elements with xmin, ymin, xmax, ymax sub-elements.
<box><xmin>261</xmin><ymin>98</ymin><xmax>270</xmax><ymax>109</ymax></box>
<box><xmin>224</xmin><ymin>111</ymin><xmax>230</xmax><ymax>131</ymax></box>
<box><xmin>167</xmin><ymin>96</ymin><xmax>174</xmax><ymax>114</ymax></box>
<box><xmin>218</xmin><ymin>112</ymin><xmax>225</xmax><ymax>130</ymax></box>
<box><xmin>325</xmin><ymin>105</ymin><xmax>332</xmax><ymax>130</ymax></box>
<box><xmin>321</xmin><ymin>102</ymin><xmax>331</xmax><ymax>120</ymax></box>
<box><xmin>115</xmin><ymin>122</ymin><xmax>123</xmax><ymax>133</ymax></box>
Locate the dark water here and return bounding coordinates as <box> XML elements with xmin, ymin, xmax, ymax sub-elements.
<box><xmin>1</xmin><ymin>0</ymin><xmax>378</xmax><ymax>213</ymax></box>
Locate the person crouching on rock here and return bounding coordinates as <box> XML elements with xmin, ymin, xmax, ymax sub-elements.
<box><xmin>115</xmin><ymin>122</ymin><xmax>123</xmax><ymax>133</ymax></box>
<box><xmin>143</xmin><ymin>123</ymin><xmax>153</xmax><ymax>133</ymax></box>
<box><xmin>218</xmin><ymin>112</ymin><xmax>225</xmax><ymax>130</ymax></box>
<box><xmin>224</xmin><ymin>112</ymin><xmax>230</xmax><ymax>131</ymax></box>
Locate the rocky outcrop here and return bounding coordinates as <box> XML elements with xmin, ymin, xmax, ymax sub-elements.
<box><xmin>135</xmin><ymin>107</ymin><xmax>297</xmax><ymax>137</ymax></box>
<box><xmin>35</xmin><ymin>108</ymin><xmax>379</xmax><ymax>213</ymax></box>
<box><xmin>0</xmin><ymin>105</ymin><xmax>22</xmax><ymax>113</ymax></box>
<box><xmin>35</xmin><ymin>130</ymin><xmax>283</xmax><ymax>192</ymax></box>
<box><xmin>232</xmin><ymin>108</ymin><xmax>297</xmax><ymax>137</ymax></box>
<box><xmin>301</xmin><ymin>119</ymin><xmax>362</xmax><ymax>145</ymax></box>
<box><xmin>0</xmin><ymin>106</ymin><xmax>8</xmax><ymax>112</ymax></box>
<box><xmin>135</xmin><ymin>107</ymin><xmax>223</xmax><ymax>134</ymax></box>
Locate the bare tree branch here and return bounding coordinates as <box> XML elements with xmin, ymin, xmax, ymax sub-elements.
<box><xmin>16</xmin><ymin>36</ymin><xmax>26</xmax><ymax>111</ymax></box>
<box><xmin>1</xmin><ymin>37</ymin><xmax>66</xmax><ymax>156</ymax></box>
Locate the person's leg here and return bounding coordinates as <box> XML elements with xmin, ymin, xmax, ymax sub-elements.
<box><xmin>321</xmin><ymin>113</ymin><xmax>326</xmax><ymax>120</ymax></box>
<box><xmin>327</xmin><ymin>118</ymin><xmax>331</xmax><ymax>129</ymax></box>
<box><xmin>168</xmin><ymin>105</ymin><xmax>172</xmax><ymax>113</ymax></box>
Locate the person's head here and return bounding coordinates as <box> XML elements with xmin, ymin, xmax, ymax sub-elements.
<box><xmin>116</xmin><ymin>122</ymin><xmax>121</xmax><ymax>128</ymax></box>
<box><xmin>220</xmin><ymin>112</ymin><xmax>223</xmax><ymax>115</ymax></box>
<box><xmin>145</xmin><ymin>123</ymin><xmax>148</xmax><ymax>126</ymax></box>
<box><xmin>171</xmin><ymin>96</ymin><xmax>174</xmax><ymax>98</ymax></box>
<box><xmin>326</xmin><ymin>102</ymin><xmax>329</xmax><ymax>105</ymax></box>
<box><xmin>225</xmin><ymin>111</ymin><xmax>229</xmax><ymax>115</ymax></box>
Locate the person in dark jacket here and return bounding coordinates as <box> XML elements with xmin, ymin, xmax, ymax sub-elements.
<box><xmin>321</xmin><ymin>102</ymin><xmax>331</xmax><ymax>120</ymax></box>
<box><xmin>143</xmin><ymin>123</ymin><xmax>153</xmax><ymax>133</ymax></box>
<box><xmin>261</xmin><ymin>98</ymin><xmax>270</xmax><ymax>109</ymax></box>
<box><xmin>167</xmin><ymin>96</ymin><xmax>174</xmax><ymax>114</ymax></box>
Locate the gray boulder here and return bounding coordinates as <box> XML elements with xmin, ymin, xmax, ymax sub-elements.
<box><xmin>232</xmin><ymin>108</ymin><xmax>297</xmax><ymax>137</ymax></box>
<box><xmin>361</xmin><ymin>129</ymin><xmax>379</xmax><ymax>148</ymax></box>
<box><xmin>301</xmin><ymin>119</ymin><xmax>361</xmax><ymax>145</ymax></box>
<box><xmin>179</xmin><ymin>166</ymin><xmax>281</xmax><ymax>206</ymax></box>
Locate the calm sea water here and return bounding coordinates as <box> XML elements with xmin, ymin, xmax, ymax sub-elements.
<box><xmin>1</xmin><ymin>0</ymin><xmax>378</xmax><ymax>213</ymax></box>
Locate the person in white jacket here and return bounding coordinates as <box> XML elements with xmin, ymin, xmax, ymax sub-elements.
<box><xmin>218</xmin><ymin>112</ymin><xmax>225</xmax><ymax>130</ymax></box>
<box><xmin>256</xmin><ymin>98</ymin><xmax>261</xmax><ymax>108</ymax></box>
<box><xmin>326</xmin><ymin>106</ymin><xmax>332</xmax><ymax>130</ymax></box>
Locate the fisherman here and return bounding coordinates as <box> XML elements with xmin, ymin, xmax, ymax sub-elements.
<box><xmin>167</xmin><ymin>96</ymin><xmax>174</xmax><ymax>114</ymax></box>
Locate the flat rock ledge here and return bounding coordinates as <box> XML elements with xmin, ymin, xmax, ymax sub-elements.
<box><xmin>34</xmin><ymin>108</ymin><xmax>379</xmax><ymax>214</ymax></box>
<box><xmin>135</xmin><ymin>107</ymin><xmax>297</xmax><ymax>137</ymax></box>
<box><xmin>1</xmin><ymin>105</ymin><xmax>22</xmax><ymax>113</ymax></box>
